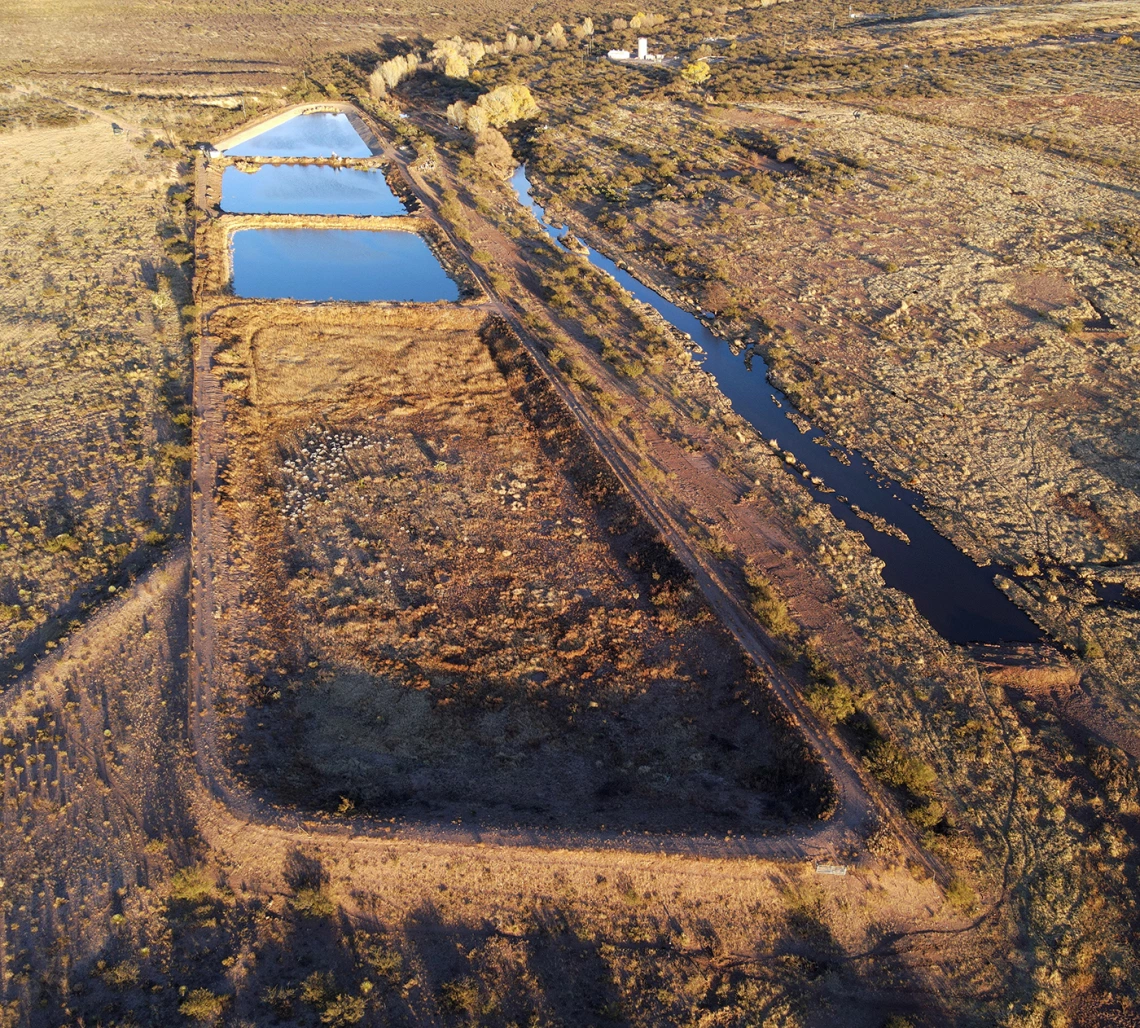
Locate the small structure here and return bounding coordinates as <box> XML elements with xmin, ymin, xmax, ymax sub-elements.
<box><xmin>815</xmin><ymin>863</ymin><xmax>848</xmax><ymax>877</ymax></box>
<box><xmin>607</xmin><ymin>38</ymin><xmax>667</xmax><ymax>63</ymax></box>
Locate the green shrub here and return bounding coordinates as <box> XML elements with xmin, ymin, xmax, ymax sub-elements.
<box><xmin>440</xmin><ymin>977</ymin><xmax>483</xmax><ymax>1014</ymax></box>
<box><xmin>262</xmin><ymin>984</ymin><xmax>296</xmax><ymax>1016</ymax></box>
<box><xmin>865</xmin><ymin>738</ymin><xmax>936</xmax><ymax>796</ymax></box>
<box><xmin>944</xmin><ymin>877</ymin><xmax>978</xmax><ymax>914</ymax></box>
<box><xmin>743</xmin><ymin>561</ymin><xmax>796</xmax><ymax>638</ymax></box>
<box><xmin>1078</xmin><ymin>636</ymin><xmax>1104</xmax><ymax>660</ymax></box>
<box><xmin>301</xmin><ymin>971</ymin><xmax>336</xmax><ymax>1007</ymax></box>
<box><xmin>906</xmin><ymin>797</ymin><xmax>946</xmax><ymax>830</ymax></box>
<box><xmin>99</xmin><ymin>960</ymin><xmax>139</xmax><ymax>989</ymax></box>
<box><xmin>806</xmin><ymin>679</ymin><xmax>856</xmax><ymax>724</ymax></box>
<box><xmin>44</xmin><ymin>532</ymin><xmax>81</xmax><ymax>554</ymax></box>
<box><xmin>168</xmin><ymin>866</ymin><xmax>214</xmax><ymax>904</ymax></box>
<box><xmin>803</xmin><ymin>647</ymin><xmax>855</xmax><ymax>723</ymax></box>
<box><xmin>293</xmin><ymin>886</ymin><xmax>336</xmax><ymax>918</ymax></box>
<box><xmin>179</xmin><ymin>988</ymin><xmax>228</xmax><ymax>1023</ymax></box>
<box><xmin>321</xmin><ymin>994</ymin><xmax>366</xmax><ymax>1026</ymax></box>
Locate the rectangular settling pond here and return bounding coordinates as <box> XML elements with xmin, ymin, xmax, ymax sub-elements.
<box><xmin>223</xmin><ymin>112</ymin><xmax>372</xmax><ymax>158</ymax></box>
<box><xmin>231</xmin><ymin>229</ymin><xmax>460</xmax><ymax>303</ymax></box>
<box><xmin>221</xmin><ymin>164</ymin><xmax>407</xmax><ymax>217</ymax></box>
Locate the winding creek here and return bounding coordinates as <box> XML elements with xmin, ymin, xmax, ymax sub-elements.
<box><xmin>509</xmin><ymin>165</ymin><xmax>1042</xmax><ymax>646</ymax></box>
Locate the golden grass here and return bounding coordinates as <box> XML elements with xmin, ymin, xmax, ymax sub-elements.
<box><xmin>0</xmin><ymin>114</ymin><xmax>189</xmax><ymax>682</ymax></box>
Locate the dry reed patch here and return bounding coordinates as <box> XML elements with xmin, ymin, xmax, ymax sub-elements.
<box><xmin>0</xmin><ymin>116</ymin><xmax>188</xmax><ymax>682</ymax></box>
<box><xmin>206</xmin><ymin>305</ymin><xmax>829</xmax><ymax>834</ymax></box>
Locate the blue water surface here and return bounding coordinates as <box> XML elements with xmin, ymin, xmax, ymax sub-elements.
<box><xmin>221</xmin><ymin>164</ymin><xmax>406</xmax><ymax>216</ymax></box>
<box><xmin>510</xmin><ymin>166</ymin><xmax>1040</xmax><ymax>645</ymax></box>
<box><xmin>223</xmin><ymin>112</ymin><xmax>372</xmax><ymax>158</ymax></box>
<box><xmin>231</xmin><ymin>228</ymin><xmax>459</xmax><ymax>303</ymax></box>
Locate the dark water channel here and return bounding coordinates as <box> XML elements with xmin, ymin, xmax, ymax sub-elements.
<box><xmin>221</xmin><ymin>164</ymin><xmax>406</xmax><ymax>216</ymax></box>
<box><xmin>223</xmin><ymin>112</ymin><xmax>373</xmax><ymax>158</ymax></box>
<box><xmin>231</xmin><ymin>228</ymin><xmax>459</xmax><ymax>303</ymax></box>
<box><xmin>510</xmin><ymin>166</ymin><xmax>1041</xmax><ymax>645</ymax></box>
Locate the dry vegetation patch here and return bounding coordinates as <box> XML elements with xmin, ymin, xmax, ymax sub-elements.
<box><xmin>0</xmin><ymin>115</ymin><xmax>190</xmax><ymax>684</ymax></box>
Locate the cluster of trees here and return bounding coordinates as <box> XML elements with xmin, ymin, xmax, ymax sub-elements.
<box><xmin>429</xmin><ymin>36</ymin><xmax>490</xmax><ymax>79</ymax></box>
<box><xmin>368</xmin><ymin>52</ymin><xmax>419</xmax><ymax>99</ymax></box>
<box><xmin>612</xmin><ymin>11</ymin><xmax>668</xmax><ymax>30</ymax></box>
<box><xmin>446</xmin><ymin>83</ymin><xmax>539</xmax><ymax>135</ymax></box>
<box><xmin>540</xmin><ymin>17</ymin><xmax>595</xmax><ymax>49</ymax></box>
<box><xmin>446</xmin><ymin>83</ymin><xmax>540</xmax><ymax>178</ymax></box>
<box><xmin>428</xmin><ymin>19</ymin><xmax>596</xmax><ymax>75</ymax></box>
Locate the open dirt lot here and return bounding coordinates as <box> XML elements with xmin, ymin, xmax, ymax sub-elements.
<box><xmin>204</xmin><ymin>303</ymin><xmax>831</xmax><ymax>833</ymax></box>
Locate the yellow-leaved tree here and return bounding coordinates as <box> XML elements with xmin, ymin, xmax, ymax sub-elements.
<box><xmin>680</xmin><ymin>58</ymin><xmax>711</xmax><ymax>86</ymax></box>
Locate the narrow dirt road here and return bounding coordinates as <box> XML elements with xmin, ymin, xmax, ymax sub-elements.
<box><xmin>376</xmin><ymin>132</ymin><xmax>946</xmax><ymax>880</ymax></box>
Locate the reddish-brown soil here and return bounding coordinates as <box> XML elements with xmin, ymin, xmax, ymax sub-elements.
<box><xmin>204</xmin><ymin>302</ymin><xmax>832</xmax><ymax>834</ymax></box>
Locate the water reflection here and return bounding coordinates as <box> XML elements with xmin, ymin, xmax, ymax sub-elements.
<box><xmin>231</xmin><ymin>228</ymin><xmax>459</xmax><ymax>303</ymax></box>
<box><xmin>509</xmin><ymin>166</ymin><xmax>1040</xmax><ymax>645</ymax></box>
<box><xmin>221</xmin><ymin>164</ymin><xmax>406</xmax><ymax>216</ymax></box>
<box><xmin>223</xmin><ymin>112</ymin><xmax>372</xmax><ymax>159</ymax></box>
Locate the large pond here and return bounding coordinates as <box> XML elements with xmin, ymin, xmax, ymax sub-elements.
<box><xmin>223</xmin><ymin>112</ymin><xmax>373</xmax><ymax>159</ymax></box>
<box><xmin>510</xmin><ymin>166</ymin><xmax>1041</xmax><ymax>645</ymax></box>
<box><xmin>231</xmin><ymin>228</ymin><xmax>459</xmax><ymax>303</ymax></box>
<box><xmin>221</xmin><ymin>164</ymin><xmax>406</xmax><ymax>216</ymax></box>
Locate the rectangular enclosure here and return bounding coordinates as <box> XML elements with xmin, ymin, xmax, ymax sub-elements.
<box><xmin>221</xmin><ymin>164</ymin><xmax>407</xmax><ymax>217</ymax></box>
<box><xmin>230</xmin><ymin>228</ymin><xmax>460</xmax><ymax>303</ymax></box>
<box><xmin>222</xmin><ymin>111</ymin><xmax>373</xmax><ymax>158</ymax></box>
<box><xmin>205</xmin><ymin>306</ymin><xmax>831</xmax><ymax>835</ymax></box>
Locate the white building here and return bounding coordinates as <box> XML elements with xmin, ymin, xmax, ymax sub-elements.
<box><xmin>607</xmin><ymin>49</ymin><xmax>631</xmax><ymax>60</ymax></box>
<box><xmin>637</xmin><ymin>37</ymin><xmax>648</xmax><ymax>59</ymax></box>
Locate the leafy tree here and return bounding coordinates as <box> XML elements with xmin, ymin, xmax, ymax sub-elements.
<box><xmin>369</xmin><ymin>52</ymin><xmax>419</xmax><ymax>98</ymax></box>
<box><xmin>475</xmin><ymin>128</ymin><xmax>515</xmax><ymax>178</ymax></box>
<box><xmin>681</xmin><ymin>58</ymin><xmax>711</xmax><ymax>86</ymax></box>
<box><xmin>474</xmin><ymin>83</ymin><xmax>540</xmax><ymax>128</ymax></box>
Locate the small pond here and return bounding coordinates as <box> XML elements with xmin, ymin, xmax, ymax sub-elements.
<box><xmin>231</xmin><ymin>228</ymin><xmax>459</xmax><ymax>303</ymax></box>
<box><xmin>223</xmin><ymin>112</ymin><xmax>372</xmax><ymax>159</ymax></box>
<box><xmin>221</xmin><ymin>164</ymin><xmax>406</xmax><ymax>216</ymax></box>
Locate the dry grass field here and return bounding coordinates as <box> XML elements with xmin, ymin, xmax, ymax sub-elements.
<box><xmin>0</xmin><ymin>101</ymin><xmax>190</xmax><ymax>687</ymax></box>
<box><xmin>3</xmin><ymin>0</ymin><xmax>1140</xmax><ymax>1024</ymax></box>
<box><xmin>481</xmin><ymin>9</ymin><xmax>1140</xmax><ymax>731</ymax></box>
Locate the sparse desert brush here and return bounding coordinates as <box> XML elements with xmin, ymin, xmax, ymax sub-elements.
<box><xmin>744</xmin><ymin>560</ymin><xmax>796</xmax><ymax>639</ymax></box>
<box><xmin>179</xmin><ymin>988</ymin><xmax>229</xmax><ymax>1023</ymax></box>
<box><xmin>169</xmin><ymin>866</ymin><xmax>216</xmax><ymax>904</ymax></box>
<box><xmin>0</xmin><ymin>115</ymin><xmax>188</xmax><ymax>677</ymax></box>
